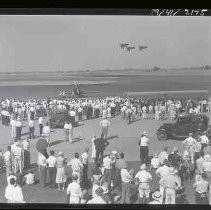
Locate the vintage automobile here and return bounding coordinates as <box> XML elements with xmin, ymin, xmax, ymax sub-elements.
<box><xmin>49</xmin><ymin>109</ymin><xmax>70</xmax><ymax>129</ymax></box>
<box><xmin>156</xmin><ymin>113</ymin><xmax>211</xmax><ymax>141</ymax></box>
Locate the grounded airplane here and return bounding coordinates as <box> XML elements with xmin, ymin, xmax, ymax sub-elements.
<box><xmin>120</xmin><ymin>43</ymin><xmax>130</xmax><ymax>49</ymax></box>
<box><xmin>126</xmin><ymin>46</ymin><xmax>135</xmax><ymax>52</ymax></box>
<box><xmin>59</xmin><ymin>81</ymin><xmax>99</xmax><ymax>98</ymax></box>
<box><xmin>138</xmin><ymin>45</ymin><xmax>148</xmax><ymax>51</ymax></box>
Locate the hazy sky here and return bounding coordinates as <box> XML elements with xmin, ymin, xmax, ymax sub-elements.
<box><xmin>0</xmin><ymin>15</ymin><xmax>210</xmax><ymax>72</ymax></box>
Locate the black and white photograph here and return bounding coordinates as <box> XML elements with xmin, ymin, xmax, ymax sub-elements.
<box><xmin>0</xmin><ymin>14</ymin><xmax>211</xmax><ymax>205</ymax></box>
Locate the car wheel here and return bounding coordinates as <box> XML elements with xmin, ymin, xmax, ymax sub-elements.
<box><xmin>157</xmin><ymin>131</ymin><xmax>168</xmax><ymax>141</ymax></box>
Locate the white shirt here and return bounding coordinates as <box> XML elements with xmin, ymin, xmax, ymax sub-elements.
<box><xmin>22</xmin><ymin>140</ymin><xmax>29</xmax><ymax>150</ymax></box>
<box><xmin>200</xmin><ymin>135</ymin><xmax>209</xmax><ymax>144</ymax></box>
<box><xmin>121</xmin><ymin>168</ymin><xmax>131</xmax><ymax>183</ymax></box>
<box><xmin>46</xmin><ymin>156</ymin><xmax>57</xmax><ymax>167</ymax></box>
<box><xmin>69</xmin><ymin>111</ymin><xmax>76</xmax><ymax>117</ymax></box>
<box><xmin>5</xmin><ymin>185</ymin><xmax>15</xmax><ymax>202</ymax></box>
<box><xmin>151</xmin><ymin>158</ymin><xmax>160</xmax><ymax>169</ymax></box>
<box><xmin>24</xmin><ymin>173</ymin><xmax>35</xmax><ymax>185</ymax></box>
<box><xmin>67</xmin><ymin>182</ymin><xmax>82</xmax><ymax>199</ymax></box>
<box><xmin>38</xmin><ymin>117</ymin><xmax>43</xmax><ymax>124</ymax></box>
<box><xmin>28</xmin><ymin>120</ymin><xmax>34</xmax><ymax>127</ymax></box>
<box><xmin>12</xmin><ymin>146</ymin><xmax>22</xmax><ymax>157</ymax></box>
<box><xmin>156</xmin><ymin>165</ymin><xmax>170</xmax><ymax>178</ymax></box>
<box><xmin>135</xmin><ymin>170</ymin><xmax>152</xmax><ymax>183</ymax></box>
<box><xmin>100</xmin><ymin>119</ymin><xmax>111</xmax><ymax>127</ymax></box>
<box><xmin>68</xmin><ymin>158</ymin><xmax>83</xmax><ymax>172</ymax></box>
<box><xmin>158</xmin><ymin>151</ymin><xmax>168</xmax><ymax>164</ymax></box>
<box><xmin>81</xmin><ymin>152</ymin><xmax>88</xmax><ymax>165</ymax></box>
<box><xmin>140</xmin><ymin>136</ymin><xmax>149</xmax><ymax>146</ymax></box>
<box><xmin>43</xmin><ymin>126</ymin><xmax>50</xmax><ymax>135</ymax></box>
<box><xmin>183</xmin><ymin>137</ymin><xmax>196</xmax><ymax>147</ymax></box>
<box><xmin>13</xmin><ymin>186</ymin><xmax>24</xmax><ymax>203</ymax></box>
<box><xmin>15</xmin><ymin>121</ymin><xmax>22</xmax><ymax>127</ymax></box>
<box><xmin>10</xmin><ymin>120</ymin><xmax>16</xmax><ymax>127</ymax></box>
<box><xmin>103</xmin><ymin>156</ymin><xmax>112</xmax><ymax>170</ymax></box>
<box><xmin>3</xmin><ymin>151</ymin><xmax>11</xmax><ymax>162</ymax></box>
<box><xmin>64</xmin><ymin>123</ymin><xmax>72</xmax><ymax>130</ymax></box>
<box><xmin>37</xmin><ymin>152</ymin><xmax>46</xmax><ymax>167</ymax></box>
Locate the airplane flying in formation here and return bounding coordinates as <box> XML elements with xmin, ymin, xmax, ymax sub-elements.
<box><xmin>126</xmin><ymin>46</ymin><xmax>135</xmax><ymax>52</ymax></box>
<box><xmin>120</xmin><ymin>43</ymin><xmax>130</xmax><ymax>49</ymax></box>
<box><xmin>138</xmin><ymin>45</ymin><xmax>148</xmax><ymax>51</ymax></box>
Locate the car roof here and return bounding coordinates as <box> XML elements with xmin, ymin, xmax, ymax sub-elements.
<box><xmin>178</xmin><ymin>113</ymin><xmax>208</xmax><ymax>118</ymax></box>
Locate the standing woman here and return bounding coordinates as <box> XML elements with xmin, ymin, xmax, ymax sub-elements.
<box><xmin>56</xmin><ymin>152</ymin><xmax>67</xmax><ymax>190</ymax></box>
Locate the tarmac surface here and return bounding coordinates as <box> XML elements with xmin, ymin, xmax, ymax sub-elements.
<box><xmin>0</xmin><ymin>113</ymin><xmax>211</xmax><ymax>203</ymax></box>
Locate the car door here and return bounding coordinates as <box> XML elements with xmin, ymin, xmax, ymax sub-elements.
<box><xmin>191</xmin><ymin>115</ymin><xmax>206</xmax><ymax>132</ymax></box>
<box><xmin>176</xmin><ymin>116</ymin><xmax>191</xmax><ymax>136</ymax></box>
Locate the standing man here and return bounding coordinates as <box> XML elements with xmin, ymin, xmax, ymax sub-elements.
<box><xmin>11</xmin><ymin>141</ymin><xmax>23</xmax><ymax>174</ymax></box>
<box><xmin>37</xmin><ymin>151</ymin><xmax>47</xmax><ymax>188</ymax></box>
<box><xmin>68</xmin><ymin>153</ymin><xmax>83</xmax><ymax>185</ymax></box>
<box><xmin>64</xmin><ymin>121</ymin><xmax>73</xmax><ymax>143</ymax></box>
<box><xmin>10</xmin><ymin>116</ymin><xmax>16</xmax><ymax>140</ymax></box>
<box><xmin>38</xmin><ymin>116</ymin><xmax>44</xmax><ymax>136</ymax></box>
<box><xmin>94</xmin><ymin>134</ymin><xmax>109</xmax><ymax>164</ymax></box>
<box><xmin>183</xmin><ymin>133</ymin><xmax>197</xmax><ymax>163</ymax></box>
<box><xmin>69</xmin><ymin>108</ymin><xmax>76</xmax><ymax>127</ymax></box>
<box><xmin>15</xmin><ymin>117</ymin><xmax>22</xmax><ymax>140</ymax></box>
<box><xmin>78</xmin><ymin>106</ymin><xmax>83</xmax><ymax>121</ymax></box>
<box><xmin>193</xmin><ymin>173</ymin><xmax>209</xmax><ymax>204</ymax></box>
<box><xmin>46</xmin><ymin>150</ymin><xmax>57</xmax><ymax>189</ymax></box>
<box><xmin>99</xmin><ymin>117</ymin><xmax>111</xmax><ymax>139</ymax></box>
<box><xmin>162</xmin><ymin>167</ymin><xmax>181</xmax><ymax>204</ymax></box>
<box><xmin>28</xmin><ymin>118</ymin><xmax>35</xmax><ymax>139</ymax></box>
<box><xmin>199</xmin><ymin>131</ymin><xmax>209</xmax><ymax>153</ymax></box>
<box><xmin>66</xmin><ymin>174</ymin><xmax>82</xmax><ymax>204</ymax></box>
<box><xmin>81</xmin><ymin>147</ymin><xmax>89</xmax><ymax>189</ymax></box>
<box><xmin>138</xmin><ymin>131</ymin><xmax>150</xmax><ymax>164</ymax></box>
<box><xmin>22</xmin><ymin>138</ymin><xmax>30</xmax><ymax>170</ymax></box>
<box><xmin>3</xmin><ymin>146</ymin><xmax>13</xmax><ymax>177</ymax></box>
<box><xmin>135</xmin><ymin>164</ymin><xmax>152</xmax><ymax>204</ymax></box>
<box><xmin>42</xmin><ymin>122</ymin><xmax>51</xmax><ymax>146</ymax></box>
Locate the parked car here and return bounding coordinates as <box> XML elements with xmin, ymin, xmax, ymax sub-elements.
<box><xmin>156</xmin><ymin>113</ymin><xmax>211</xmax><ymax>141</ymax></box>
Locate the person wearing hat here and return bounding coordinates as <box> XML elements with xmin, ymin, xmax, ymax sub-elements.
<box><xmin>193</xmin><ymin>173</ymin><xmax>209</xmax><ymax>204</ymax></box>
<box><xmin>81</xmin><ymin>147</ymin><xmax>89</xmax><ymax>189</ymax></box>
<box><xmin>66</xmin><ymin>174</ymin><xmax>82</xmax><ymax>204</ymax></box>
<box><xmin>87</xmin><ymin>186</ymin><xmax>106</xmax><ymax>204</ymax></box>
<box><xmin>15</xmin><ymin>117</ymin><xmax>23</xmax><ymax>140</ymax></box>
<box><xmin>161</xmin><ymin>167</ymin><xmax>181</xmax><ymax>204</ymax></box>
<box><xmin>37</xmin><ymin>151</ymin><xmax>47</xmax><ymax>188</ymax></box>
<box><xmin>135</xmin><ymin>164</ymin><xmax>152</xmax><ymax>204</ymax></box>
<box><xmin>56</xmin><ymin>151</ymin><xmax>67</xmax><ymax>190</ymax></box>
<box><xmin>138</xmin><ymin>131</ymin><xmax>150</xmax><ymax>164</ymax></box>
<box><xmin>183</xmin><ymin>133</ymin><xmax>197</xmax><ymax>164</ymax></box>
<box><xmin>149</xmin><ymin>191</ymin><xmax>162</xmax><ymax>204</ymax></box>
